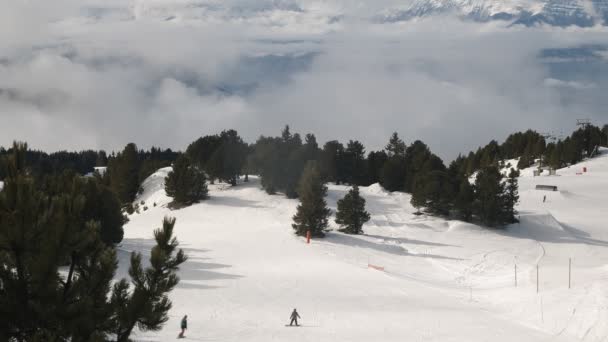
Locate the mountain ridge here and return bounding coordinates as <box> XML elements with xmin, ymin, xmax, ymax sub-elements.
<box><xmin>377</xmin><ymin>0</ymin><xmax>608</xmax><ymax>27</ymax></box>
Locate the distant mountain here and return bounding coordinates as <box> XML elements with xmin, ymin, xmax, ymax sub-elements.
<box><xmin>376</xmin><ymin>0</ymin><xmax>608</xmax><ymax>27</ymax></box>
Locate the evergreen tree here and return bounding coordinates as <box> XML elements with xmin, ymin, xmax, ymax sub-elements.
<box><xmin>165</xmin><ymin>155</ymin><xmax>208</xmax><ymax>207</ymax></box>
<box><xmin>82</xmin><ymin>178</ymin><xmax>126</xmax><ymax>245</ymax></box>
<box><xmin>186</xmin><ymin>135</ymin><xmax>222</xmax><ymax>170</ymax></box>
<box><xmin>366</xmin><ymin>150</ymin><xmax>388</xmax><ymax>185</ymax></box>
<box><xmin>108</xmin><ymin>143</ymin><xmax>141</xmax><ymax>204</ymax></box>
<box><xmin>517</xmin><ymin>145</ymin><xmax>533</xmax><ymax>169</ymax></box>
<box><xmin>385</xmin><ymin>132</ymin><xmax>406</xmax><ymax>158</ymax></box>
<box><xmin>410</xmin><ymin>170</ymin><xmax>453</xmax><ymax>216</ymax></box>
<box><xmin>602</xmin><ymin>124</ymin><xmax>608</xmax><ymax>147</ymax></box>
<box><xmin>111</xmin><ymin>217</ymin><xmax>187</xmax><ymax>342</ymax></box>
<box><xmin>502</xmin><ymin>168</ymin><xmax>520</xmax><ymax>224</ymax></box>
<box><xmin>473</xmin><ymin>166</ymin><xmax>505</xmax><ymax>227</ymax></box>
<box><xmin>380</xmin><ymin>157</ymin><xmax>406</xmax><ymax>192</ymax></box>
<box><xmin>303</xmin><ymin>133</ymin><xmax>320</xmax><ymax>162</ymax></box>
<box><xmin>343</xmin><ymin>140</ymin><xmax>367</xmax><ymax>185</ymax></box>
<box><xmin>454</xmin><ymin>177</ymin><xmax>474</xmax><ymax>221</ymax></box>
<box><xmin>292</xmin><ymin>161</ymin><xmax>331</xmax><ymax>238</ymax></box>
<box><xmin>206</xmin><ymin>130</ymin><xmax>248</xmax><ymax>186</ymax></box>
<box><xmin>335</xmin><ymin>186</ymin><xmax>370</xmax><ymax>234</ymax></box>
<box><xmin>320</xmin><ymin>140</ymin><xmax>344</xmax><ymax>184</ymax></box>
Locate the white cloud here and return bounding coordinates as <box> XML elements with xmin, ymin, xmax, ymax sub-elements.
<box><xmin>1</xmin><ymin>0</ymin><xmax>607</xmax><ymax>159</ymax></box>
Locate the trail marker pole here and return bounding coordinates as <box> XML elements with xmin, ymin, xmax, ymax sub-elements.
<box><xmin>306</xmin><ymin>230</ymin><xmax>311</xmax><ymax>244</ymax></box>
<box><xmin>569</xmin><ymin>258</ymin><xmax>571</xmax><ymax>289</ymax></box>
<box><xmin>536</xmin><ymin>265</ymin><xmax>539</xmax><ymax>293</ymax></box>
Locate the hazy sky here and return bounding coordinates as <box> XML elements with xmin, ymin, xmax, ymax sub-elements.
<box><xmin>1</xmin><ymin>0</ymin><xmax>608</xmax><ymax>160</ymax></box>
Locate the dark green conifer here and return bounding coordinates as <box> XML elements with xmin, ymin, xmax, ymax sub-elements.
<box><xmin>502</xmin><ymin>168</ymin><xmax>520</xmax><ymax>224</ymax></box>
<box><xmin>454</xmin><ymin>178</ymin><xmax>474</xmax><ymax>222</ymax></box>
<box><xmin>335</xmin><ymin>185</ymin><xmax>370</xmax><ymax>234</ymax></box>
<box><xmin>292</xmin><ymin>161</ymin><xmax>331</xmax><ymax>237</ymax></box>
<box><xmin>111</xmin><ymin>217</ymin><xmax>187</xmax><ymax>342</ymax></box>
<box><xmin>108</xmin><ymin>143</ymin><xmax>141</xmax><ymax>204</ymax></box>
<box><xmin>473</xmin><ymin>166</ymin><xmax>505</xmax><ymax>227</ymax></box>
<box><xmin>165</xmin><ymin>155</ymin><xmax>208</xmax><ymax>207</ymax></box>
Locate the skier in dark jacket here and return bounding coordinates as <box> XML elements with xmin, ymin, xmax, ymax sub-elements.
<box><xmin>289</xmin><ymin>309</ymin><xmax>301</xmax><ymax>326</ymax></box>
<box><xmin>178</xmin><ymin>315</ymin><xmax>187</xmax><ymax>338</ymax></box>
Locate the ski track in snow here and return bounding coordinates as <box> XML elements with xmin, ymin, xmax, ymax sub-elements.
<box><xmin>123</xmin><ymin>148</ymin><xmax>608</xmax><ymax>341</ymax></box>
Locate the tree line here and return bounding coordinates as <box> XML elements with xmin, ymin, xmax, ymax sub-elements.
<box><xmin>453</xmin><ymin>124</ymin><xmax>608</xmax><ymax>175</ymax></box>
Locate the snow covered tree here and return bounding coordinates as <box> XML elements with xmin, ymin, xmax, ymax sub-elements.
<box><xmin>292</xmin><ymin>161</ymin><xmax>331</xmax><ymax>237</ymax></box>
<box><xmin>335</xmin><ymin>185</ymin><xmax>370</xmax><ymax>234</ymax></box>
<box><xmin>165</xmin><ymin>155</ymin><xmax>208</xmax><ymax>207</ymax></box>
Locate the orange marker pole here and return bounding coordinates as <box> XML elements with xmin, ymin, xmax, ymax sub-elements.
<box><xmin>306</xmin><ymin>230</ymin><xmax>311</xmax><ymax>244</ymax></box>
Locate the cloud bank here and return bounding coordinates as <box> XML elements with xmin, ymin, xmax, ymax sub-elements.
<box><xmin>1</xmin><ymin>0</ymin><xmax>608</xmax><ymax>160</ymax></box>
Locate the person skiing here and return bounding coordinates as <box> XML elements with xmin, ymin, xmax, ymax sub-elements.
<box><xmin>178</xmin><ymin>315</ymin><xmax>187</xmax><ymax>338</ymax></box>
<box><xmin>543</xmin><ymin>195</ymin><xmax>546</xmax><ymax>203</ymax></box>
<box><xmin>289</xmin><ymin>309</ymin><xmax>301</xmax><ymax>326</ymax></box>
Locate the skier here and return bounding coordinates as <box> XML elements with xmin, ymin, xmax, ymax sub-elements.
<box><xmin>289</xmin><ymin>309</ymin><xmax>301</xmax><ymax>326</ymax></box>
<box><xmin>178</xmin><ymin>315</ymin><xmax>187</xmax><ymax>338</ymax></box>
<box><xmin>543</xmin><ymin>195</ymin><xmax>546</xmax><ymax>203</ymax></box>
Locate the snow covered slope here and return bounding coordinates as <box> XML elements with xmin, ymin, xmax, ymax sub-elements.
<box><xmin>121</xmin><ymin>149</ymin><xmax>608</xmax><ymax>341</ymax></box>
<box><xmin>378</xmin><ymin>0</ymin><xmax>608</xmax><ymax>27</ymax></box>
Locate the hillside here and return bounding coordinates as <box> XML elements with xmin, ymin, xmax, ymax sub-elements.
<box><xmin>120</xmin><ymin>149</ymin><xmax>608</xmax><ymax>341</ymax></box>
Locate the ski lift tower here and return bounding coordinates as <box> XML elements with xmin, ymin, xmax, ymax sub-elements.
<box><xmin>576</xmin><ymin>119</ymin><xmax>599</xmax><ymax>157</ymax></box>
<box><xmin>576</xmin><ymin>119</ymin><xmax>591</xmax><ymax>130</ymax></box>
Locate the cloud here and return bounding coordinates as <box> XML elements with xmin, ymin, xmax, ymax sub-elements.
<box><xmin>1</xmin><ymin>0</ymin><xmax>607</xmax><ymax>160</ymax></box>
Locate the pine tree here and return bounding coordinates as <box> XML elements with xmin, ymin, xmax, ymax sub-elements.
<box><xmin>366</xmin><ymin>150</ymin><xmax>388</xmax><ymax>185</ymax></box>
<box><xmin>108</xmin><ymin>143</ymin><xmax>141</xmax><ymax>204</ymax></box>
<box><xmin>410</xmin><ymin>175</ymin><xmax>426</xmax><ymax>214</ymax></box>
<box><xmin>111</xmin><ymin>217</ymin><xmax>187</xmax><ymax>342</ymax></box>
<box><xmin>335</xmin><ymin>186</ymin><xmax>370</xmax><ymax>234</ymax></box>
<box><xmin>409</xmin><ymin>170</ymin><xmax>452</xmax><ymax>216</ymax></box>
<box><xmin>473</xmin><ymin>166</ymin><xmax>505</xmax><ymax>227</ymax></box>
<box><xmin>320</xmin><ymin>140</ymin><xmax>344</xmax><ymax>184</ymax></box>
<box><xmin>343</xmin><ymin>140</ymin><xmax>366</xmax><ymax>185</ymax></box>
<box><xmin>385</xmin><ymin>132</ymin><xmax>406</xmax><ymax>158</ymax></box>
<box><xmin>502</xmin><ymin>168</ymin><xmax>520</xmax><ymax>224</ymax></box>
<box><xmin>292</xmin><ymin>161</ymin><xmax>331</xmax><ymax>238</ymax></box>
<box><xmin>380</xmin><ymin>157</ymin><xmax>405</xmax><ymax>192</ymax></box>
<box><xmin>206</xmin><ymin>130</ymin><xmax>248</xmax><ymax>186</ymax></box>
<box><xmin>165</xmin><ymin>155</ymin><xmax>208</xmax><ymax>207</ymax></box>
<box><xmin>454</xmin><ymin>178</ymin><xmax>474</xmax><ymax>221</ymax></box>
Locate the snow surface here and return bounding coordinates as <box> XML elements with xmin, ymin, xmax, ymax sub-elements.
<box><xmin>122</xmin><ymin>149</ymin><xmax>608</xmax><ymax>341</ymax></box>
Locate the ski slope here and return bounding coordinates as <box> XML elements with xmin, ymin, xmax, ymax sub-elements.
<box><xmin>121</xmin><ymin>149</ymin><xmax>608</xmax><ymax>341</ymax></box>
